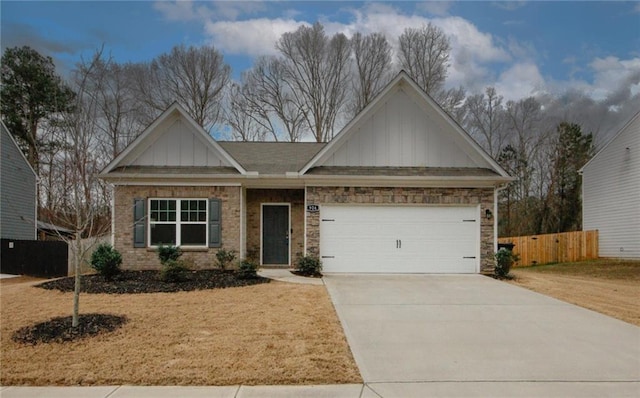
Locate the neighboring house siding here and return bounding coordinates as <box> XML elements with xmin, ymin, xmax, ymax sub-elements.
<box><xmin>305</xmin><ymin>186</ymin><xmax>495</xmax><ymax>272</ymax></box>
<box><xmin>1</xmin><ymin>125</ymin><xmax>36</xmax><ymax>240</ymax></box>
<box><xmin>582</xmin><ymin>113</ymin><xmax>640</xmax><ymax>258</ymax></box>
<box><xmin>113</xmin><ymin>185</ymin><xmax>241</xmax><ymax>269</ymax></box>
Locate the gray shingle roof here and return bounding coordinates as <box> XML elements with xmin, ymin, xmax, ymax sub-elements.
<box><xmin>305</xmin><ymin>166</ymin><xmax>501</xmax><ymax>177</ymax></box>
<box><xmin>109</xmin><ymin>166</ymin><xmax>241</xmax><ymax>175</ymax></box>
<box><xmin>219</xmin><ymin>142</ymin><xmax>326</xmax><ymax>174</ymax></box>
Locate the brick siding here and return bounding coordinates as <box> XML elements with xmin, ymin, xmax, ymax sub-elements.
<box><xmin>113</xmin><ymin>185</ymin><xmax>241</xmax><ymax>270</ymax></box>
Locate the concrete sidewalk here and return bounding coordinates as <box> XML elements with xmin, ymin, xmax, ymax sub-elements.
<box><xmin>0</xmin><ymin>385</ymin><xmax>364</xmax><ymax>398</ymax></box>
<box><xmin>3</xmin><ymin>382</ymin><xmax>640</xmax><ymax>397</ymax></box>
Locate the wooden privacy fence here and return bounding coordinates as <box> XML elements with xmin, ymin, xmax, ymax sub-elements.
<box><xmin>498</xmin><ymin>230</ymin><xmax>599</xmax><ymax>267</ymax></box>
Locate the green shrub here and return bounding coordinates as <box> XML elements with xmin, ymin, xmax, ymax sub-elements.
<box><xmin>494</xmin><ymin>248</ymin><xmax>515</xmax><ymax>278</ymax></box>
<box><xmin>215</xmin><ymin>248</ymin><xmax>237</xmax><ymax>270</ymax></box>
<box><xmin>157</xmin><ymin>244</ymin><xmax>182</xmax><ymax>265</ymax></box>
<box><xmin>90</xmin><ymin>244</ymin><xmax>122</xmax><ymax>281</ymax></box>
<box><xmin>160</xmin><ymin>259</ymin><xmax>190</xmax><ymax>283</ymax></box>
<box><xmin>238</xmin><ymin>259</ymin><xmax>258</xmax><ymax>279</ymax></box>
<box><xmin>295</xmin><ymin>255</ymin><xmax>322</xmax><ymax>276</ymax></box>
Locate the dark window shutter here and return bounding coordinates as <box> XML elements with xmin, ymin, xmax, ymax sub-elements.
<box><xmin>133</xmin><ymin>198</ymin><xmax>146</xmax><ymax>248</ymax></box>
<box><xmin>209</xmin><ymin>198</ymin><xmax>221</xmax><ymax>248</ymax></box>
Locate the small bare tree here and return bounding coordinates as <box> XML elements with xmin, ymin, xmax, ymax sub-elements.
<box><xmin>56</xmin><ymin>50</ymin><xmax>112</xmax><ymax>327</ymax></box>
<box><xmin>276</xmin><ymin>22</ymin><xmax>351</xmax><ymax>142</ymax></box>
<box><xmin>398</xmin><ymin>23</ymin><xmax>451</xmax><ymax>96</ymax></box>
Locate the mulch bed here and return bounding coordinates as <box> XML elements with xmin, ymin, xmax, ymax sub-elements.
<box><xmin>290</xmin><ymin>270</ymin><xmax>323</xmax><ymax>278</ymax></box>
<box><xmin>12</xmin><ymin>314</ymin><xmax>128</xmax><ymax>345</ymax></box>
<box><xmin>37</xmin><ymin>270</ymin><xmax>270</xmax><ymax>294</ymax></box>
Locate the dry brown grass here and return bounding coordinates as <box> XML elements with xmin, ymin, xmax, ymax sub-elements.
<box><xmin>510</xmin><ymin>259</ymin><xmax>640</xmax><ymax>326</ymax></box>
<box><xmin>0</xmin><ymin>278</ymin><xmax>361</xmax><ymax>386</ymax></box>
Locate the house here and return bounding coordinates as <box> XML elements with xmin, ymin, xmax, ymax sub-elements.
<box><xmin>1</xmin><ymin>121</ymin><xmax>37</xmax><ymax>241</ymax></box>
<box><xmin>581</xmin><ymin>111</ymin><xmax>640</xmax><ymax>259</ymax></box>
<box><xmin>37</xmin><ymin>220</ymin><xmax>75</xmax><ymax>241</ymax></box>
<box><xmin>99</xmin><ymin>72</ymin><xmax>511</xmax><ymax>273</ymax></box>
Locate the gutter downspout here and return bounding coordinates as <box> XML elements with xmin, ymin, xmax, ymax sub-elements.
<box><xmin>494</xmin><ymin>183</ymin><xmax>510</xmax><ymax>253</ymax></box>
<box><xmin>110</xmin><ymin>185</ymin><xmax>115</xmax><ymax>247</ymax></box>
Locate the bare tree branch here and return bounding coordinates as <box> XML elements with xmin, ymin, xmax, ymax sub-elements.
<box><xmin>276</xmin><ymin>23</ymin><xmax>351</xmax><ymax>142</ymax></box>
<box><xmin>350</xmin><ymin>32</ymin><xmax>393</xmax><ymax>115</ymax></box>
<box><xmin>398</xmin><ymin>23</ymin><xmax>450</xmax><ymax>95</ymax></box>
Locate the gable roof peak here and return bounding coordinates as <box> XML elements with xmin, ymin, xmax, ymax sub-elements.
<box><xmin>100</xmin><ymin>102</ymin><xmax>246</xmax><ymax>176</ymax></box>
<box><xmin>299</xmin><ymin>70</ymin><xmax>511</xmax><ymax>180</ymax></box>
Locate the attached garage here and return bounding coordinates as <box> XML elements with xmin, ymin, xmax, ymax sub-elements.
<box><xmin>319</xmin><ymin>205</ymin><xmax>480</xmax><ymax>273</ymax></box>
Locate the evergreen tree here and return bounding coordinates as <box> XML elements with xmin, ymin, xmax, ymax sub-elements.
<box><xmin>543</xmin><ymin>122</ymin><xmax>594</xmax><ymax>232</ymax></box>
<box><xmin>1</xmin><ymin>46</ymin><xmax>75</xmax><ymax>173</ymax></box>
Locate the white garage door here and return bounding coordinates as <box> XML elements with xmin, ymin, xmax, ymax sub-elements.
<box><xmin>320</xmin><ymin>205</ymin><xmax>480</xmax><ymax>273</ymax></box>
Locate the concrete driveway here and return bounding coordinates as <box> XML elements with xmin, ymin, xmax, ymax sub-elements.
<box><xmin>324</xmin><ymin>274</ymin><xmax>640</xmax><ymax>397</ymax></box>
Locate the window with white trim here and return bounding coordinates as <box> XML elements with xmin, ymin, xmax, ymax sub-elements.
<box><xmin>149</xmin><ymin>199</ymin><xmax>207</xmax><ymax>246</ymax></box>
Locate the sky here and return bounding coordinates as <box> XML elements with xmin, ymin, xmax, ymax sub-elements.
<box><xmin>2</xmin><ymin>1</ymin><xmax>639</xmax><ymax>130</ymax></box>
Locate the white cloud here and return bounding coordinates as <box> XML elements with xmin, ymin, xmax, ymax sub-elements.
<box><xmin>202</xmin><ymin>3</ymin><xmax>511</xmax><ymax>93</ymax></box>
<box><xmin>588</xmin><ymin>56</ymin><xmax>640</xmax><ymax>102</ymax></box>
<box><xmin>494</xmin><ymin>62</ymin><xmax>546</xmax><ymax>101</ymax></box>
<box><xmin>204</xmin><ymin>18</ymin><xmax>309</xmax><ymax>56</ymax></box>
<box><xmin>153</xmin><ymin>0</ymin><xmax>203</xmax><ymax>22</ymax></box>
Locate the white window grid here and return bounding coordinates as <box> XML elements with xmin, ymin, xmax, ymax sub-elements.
<box><xmin>148</xmin><ymin>198</ymin><xmax>208</xmax><ymax>247</ymax></box>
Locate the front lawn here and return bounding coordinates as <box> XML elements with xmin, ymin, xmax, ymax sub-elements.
<box><xmin>510</xmin><ymin>259</ymin><xmax>640</xmax><ymax>326</ymax></box>
<box><xmin>0</xmin><ymin>275</ymin><xmax>361</xmax><ymax>385</ymax></box>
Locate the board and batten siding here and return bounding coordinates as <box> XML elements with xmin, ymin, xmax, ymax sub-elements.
<box><xmin>132</xmin><ymin>118</ymin><xmax>231</xmax><ymax>167</ymax></box>
<box><xmin>320</xmin><ymin>87</ymin><xmax>478</xmax><ymax>168</ymax></box>
<box><xmin>582</xmin><ymin>112</ymin><xmax>640</xmax><ymax>258</ymax></box>
<box><xmin>1</xmin><ymin>123</ymin><xmax>37</xmax><ymax>240</ymax></box>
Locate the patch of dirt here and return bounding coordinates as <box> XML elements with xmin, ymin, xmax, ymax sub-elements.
<box><xmin>13</xmin><ymin>314</ymin><xmax>128</xmax><ymax>345</ymax></box>
<box><xmin>37</xmin><ymin>270</ymin><xmax>270</xmax><ymax>294</ymax></box>
<box><xmin>510</xmin><ymin>266</ymin><xmax>640</xmax><ymax>326</ymax></box>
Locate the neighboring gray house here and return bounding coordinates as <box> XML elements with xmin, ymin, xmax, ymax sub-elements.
<box><xmin>581</xmin><ymin>111</ymin><xmax>640</xmax><ymax>259</ymax></box>
<box><xmin>1</xmin><ymin>121</ymin><xmax>37</xmax><ymax>240</ymax></box>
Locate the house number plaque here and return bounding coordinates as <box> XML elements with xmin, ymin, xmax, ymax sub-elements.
<box><xmin>306</xmin><ymin>204</ymin><xmax>319</xmax><ymax>212</ymax></box>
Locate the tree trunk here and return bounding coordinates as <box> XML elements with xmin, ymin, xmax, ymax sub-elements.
<box><xmin>72</xmin><ymin>238</ymin><xmax>81</xmax><ymax>327</ymax></box>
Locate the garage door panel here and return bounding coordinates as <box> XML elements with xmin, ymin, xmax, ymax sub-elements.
<box><xmin>320</xmin><ymin>205</ymin><xmax>479</xmax><ymax>273</ymax></box>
